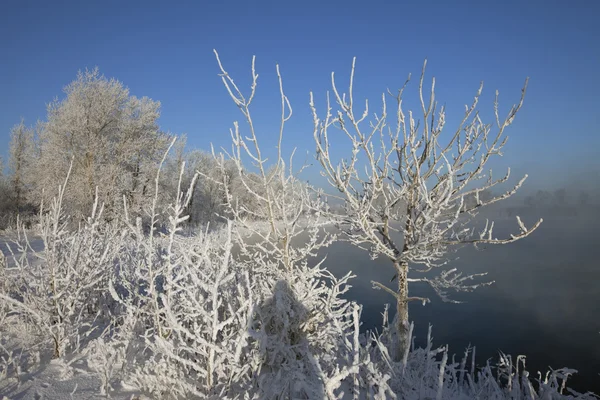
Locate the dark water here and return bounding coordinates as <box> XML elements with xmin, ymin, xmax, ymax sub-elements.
<box><xmin>317</xmin><ymin>209</ymin><xmax>600</xmax><ymax>394</ymax></box>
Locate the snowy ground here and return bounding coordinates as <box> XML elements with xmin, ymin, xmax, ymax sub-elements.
<box><xmin>1</xmin><ymin>217</ymin><xmax>598</xmax><ymax>399</ymax></box>
<box><xmin>0</xmin><ymin>233</ymin><xmax>143</xmax><ymax>399</ymax></box>
<box><xmin>1</xmin><ymin>359</ymin><xmax>144</xmax><ymax>400</ymax></box>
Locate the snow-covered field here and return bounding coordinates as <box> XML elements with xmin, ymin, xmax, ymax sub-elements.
<box><xmin>1</xmin><ymin>216</ymin><xmax>598</xmax><ymax>399</ymax></box>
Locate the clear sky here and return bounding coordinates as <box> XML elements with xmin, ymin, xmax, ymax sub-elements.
<box><xmin>1</xmin><ymin>0</ymin><xmax>599</xmax><ymax>191</ymax></box>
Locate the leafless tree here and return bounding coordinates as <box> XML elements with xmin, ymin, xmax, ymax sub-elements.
<box><xmin>211</xmin><ymin>50</ymin><xmax>334</xmax><ymax>273</ymax></box>
<box><xmin>209</xmin><ymin>51</ymin><xmax>368</xmax><ymax>397</ymax></box>
<box><xmin>8</xmin><ymin>120</ymin><xmax>35</xmax><ymax>213</ymax></box>
<box><xmin>311</xmin><ymin>59</ymin><xmax>542</xmax><ymax>361</ymax></box>
<box><xmin>0</xmin><ymin>157</ymin><xmax>12</xmax><ymax>229</ymax></box>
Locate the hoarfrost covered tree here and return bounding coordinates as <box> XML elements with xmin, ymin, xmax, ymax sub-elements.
<box><xmin>160</xmin><ymin>144</ymin><xmax>249</xmax><ymax>227</ymax></box>
<box><xmin>8</xmin><ymin>120</ymin><xmax>35</xmax><ymax>213</ymax></box>
<box><xmin>311</xmin><ymin>59</ymin><xmax>543</xmax><ymax>361</ymax></box>
<box><xmin>180</xmin><ymin>148</ymin><xmax>237</xmax><ymax>226</ymax></box>
<box><xmin>30</xmin><ymin>67</ymin><xmax>172</xmax><ymax>220</ymax></box>
<box><xmin>0</xmin><ymin>157</ymin><xmax>12</xmax><ymax>229</ymax></box>
<box><xmin>212</xmin><ymin>50</ymin><xmax>335</xmax><ymax>272</ymax></box>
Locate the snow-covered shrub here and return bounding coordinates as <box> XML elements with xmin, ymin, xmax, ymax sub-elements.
<box><xmin>108</xmin><ymin>220</ymin><xmax>259</xmax><ymax>398</ymax></box>
<box><xmin>205</xmin><ymin>51</ymin><xmax>376</xmax><ymax>398</ymax></box>
<box><xmin>0</xmin><ymin>341</ymin><xmax>23</xmax><ymax>386</ymax></box>
<box><xmin>83</xmin><ymin>334</ymin><xmax>128</xmax><ymax>396</ymax></box>
<box><xmin>96</xmin><ymin>141</ymin><xmax>366</xmax><ymax>398</ymax></box>
<box><xmin>0</xmin><ymin>163</ymin><xmax>123</xmax><ymax>360</ymax></box>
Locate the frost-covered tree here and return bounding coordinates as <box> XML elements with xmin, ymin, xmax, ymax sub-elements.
<box><xmin>8</xmin><ymin>120</ymin><xmax>35</xmax><ymax>213</ymax></box>
<box><xmin>0</xmin><ymin>157</ymin><xmax>12</xmax><ymax>229</ymax></box>
<box><xmin>185</xmin><ymin>149</ymin><xmax>235</xmax><ymax>225</ymax></box>
<box><xmin>30</xmin><ymin>68</ymin><xmax>171</xmax><ymax>220</ymax></box>
<box><xmin>311</xmin><ymin>59</ymin><xmax>542</xmax><ymax>360</ymax></box>
<box><xmin>212</xmin><ymin>50</ymin><xmax>335</xmax><ymax>268</ymax></box>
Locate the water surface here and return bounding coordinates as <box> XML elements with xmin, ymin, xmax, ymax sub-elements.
<box><xmin>317</xmin><ymin>208</ymin><xmax>600</xmax><ymax>393</ymax></box>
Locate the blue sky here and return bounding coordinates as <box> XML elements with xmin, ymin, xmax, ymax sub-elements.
<box><xmin>1</xmin><ymin>0</ymin><xmax>599</xmax><ymax>191</ymax></box>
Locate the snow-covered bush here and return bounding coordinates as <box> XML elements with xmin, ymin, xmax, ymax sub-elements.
<box><xmin>205</xmin><ymin>51</ymin><xmax>370</xmax><ymax>398</ymax></box>
<box><xmin>107</xmin><ymin>217</ymin><xmax>260</xmax><ymax>398</ymax></box>
<box><xmin>93</xmin><ymin>133</ymin><xmax>368</xmax><ymax>398</ymax></box>
<box><xmin>0</xmin><ymin>163</ymin><xmax>122</xmax><ymax>360</ymax></box>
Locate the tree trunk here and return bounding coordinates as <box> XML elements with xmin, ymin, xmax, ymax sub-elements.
<box><xmin>85</xmin><ymin>152</ymin><xmax>95</xmax><ymax>214</ymax></box>
<box><xmin>394</xmin><ymin>260</ymin><xmax>410</xmax><ymax>362</ymax></box>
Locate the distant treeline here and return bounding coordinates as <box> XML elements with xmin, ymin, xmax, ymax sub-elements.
<box><xmin>501</xmin><ymin>189</ymin><xmax>597</xmax><ymax>218</ymax></box>
<box><xmin>0</xmin><ymin>69</ymin><xmax>294</xmax><ymax>230</ymax></box>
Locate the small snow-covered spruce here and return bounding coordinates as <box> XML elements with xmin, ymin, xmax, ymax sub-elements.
<box><xmin>310</xmin><ymin>57</ymin><xmax>543</xmax><ymax>361</ymax></box>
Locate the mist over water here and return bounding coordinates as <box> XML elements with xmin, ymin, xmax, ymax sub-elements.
<box><xmin>317</xmin><ymin>199</ymin><xmax>600</xmax><ymax>393</ymax></box>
